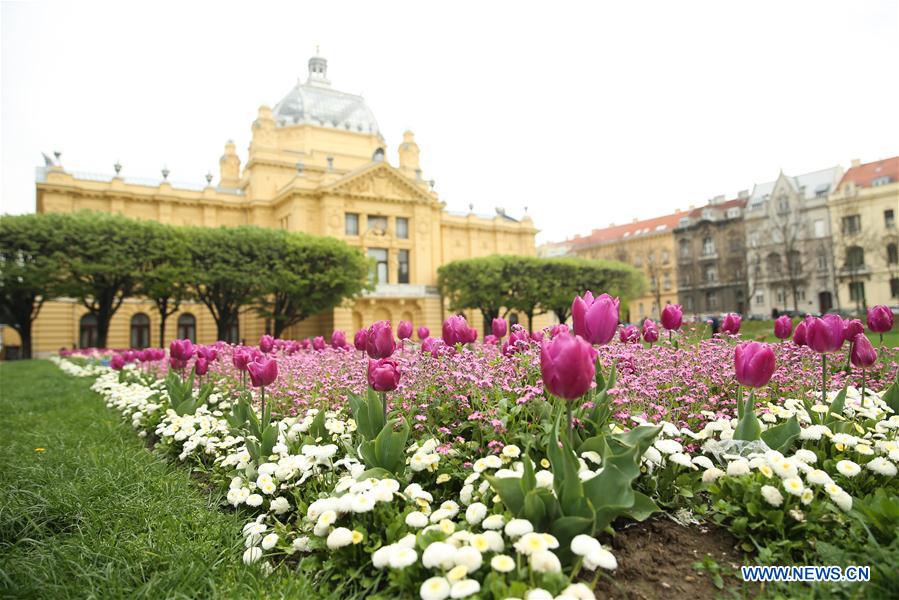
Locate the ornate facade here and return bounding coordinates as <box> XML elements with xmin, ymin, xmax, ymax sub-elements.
<box><xmin>21</xmin><ymin>54</ymin><xmax>538</xmax><ymax>355</ymax></box>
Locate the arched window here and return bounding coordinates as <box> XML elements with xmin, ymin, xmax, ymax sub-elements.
<box><xmin>79</xmin><ymin>314</ymin><xmax>98</xmax><ymax>348</ymax></box>
<box><xmin>177</xmin><ymin>313</ymin><xmax>196</xmax><ymax>343</ymax></box>
<box><xmin>130</xmin><ymin>313</ymin><xmax>151</xmax><ymax>349</ymax></box>
<box><xmin>846</xmin><ymin>246</ymin><xmax>865</xmax><ymax>269</ymax></box>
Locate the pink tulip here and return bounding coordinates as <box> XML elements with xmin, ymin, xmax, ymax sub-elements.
<box><xmin>421</xmin><ymin>337</ymin><xmax>442</xmax><ymax>356</ymax></box>
<box><xmin>793</xmin><ymin>318</ymin><xmax>809</xmax><ymax>346</ymax></box>
<box><xmin>492</xmin><ymin>318</ymin><xmax>507</xmax><ymax>339</ymax></box>
<box><xmin>484</xmin><ymin>334</ymin><xmax>499</xmax><ymax>345</ymax></box>
<box><xmin>232</xmin><ymin>347</ymin><xmax>253</xmax><ymax>372</ymax></box>
<box><xmin>850</xmin><ymin>333</ymin><xmax>877</xmax><ymax>368</ymax></box>
<box><xmin>842</xmin><ymin>319</ymin><xmax>864</xmax><ymax>344</ymax></box>
<box><xmin>620</xmin><ymin>324</ymin><xmax>639</xmax><ymax>343</ymax></box>
<box><xmin>806</xmin><ymin>314</ymin><xmax>844</xmax><ymax>354</ymax></box>
<box><xmin>867</xmin><ymin>305</ymin><xmax>894</xmax><ymax>333</ymax></box>
<box><xmin>642</xmin><ymin>319</ymin><xmax>659</xmax><ymax>344</ymax></box>
<box><xmin>734</xmin><ymin>341</ymin><xmax>776</xmax><ymax>388</ymax></box>
<box><xmin>169</xmin><ymin>339</ymin><xmax>195</xmax><ymax>362</ymax></box>
<box><xmin>247</xmin><ymin>356</ymin><xmax>278</xmax><ymax>388</ymax></box>
<box><xmin>195</xmin><ymin>357</ymin><xmax>209</xmax><ymax>376</ymax></box>
<box><xmin>540</xmin><ymin>333</ymin><xmax>597</xmax><ymax>400</ymax></box>
<box><xmin>417</xmin><ymin>326</ymin><xmax>430</xmax><ymax>341</ymax></box>
<box><xmin>773</xmin><ymin>315</ymin><xmax>793</xmax><ymax>340</ymax></box>
<box><xmin>367</xmin><ymin>358</ymin><xmax>401</xmax><ymax>392</ymax></box>
<box><xmin>397</xmin><ymin>321</ymin><xmax>413</xmax><ymax>341</ymax></box>
<box><xmin>353</xmin><ymin>329</ymin><xmax>368</xmax><ymax>351</ymax></box>
<box><xmin>312</xmin><ymin>336</ymin><xmax>325</xmax><ymax>351</ymax></box>
<box><xmin>550</xmin><ymin>324</ymin><xmax>569</xmax><ymax>338</ymax></box>
<box><xmin>331</xmin><ymin>330</ymin><xmax>347</xmax><ymax>349</ymax></box>
<box><xmin>366</xmin><ymin>320</ymin><xmax>396</xmax><ymax>358</ymax></box>
<box><xmin>467</xmin><ymin>327</ymin><xmax>478</xmax><ymax>343</ymax></box>
<box><xmin>110</xmin><ymin>354</ymin><xmax>125</xmax><ymax>370</ymax></box>
<box><xmin>530</xmin><ymin>331</ymin><xmax>545</xmax><ymax>343</ymax></box>
<box><xmin>196</xmin><ymin>346</ymin><xmax>217</xmax><ymax>362</ymax></box>
<box><xmin>572</xmin><ymin>291</ymin><xmax>620</xmax><ymax>345</ymax></box>
<box><xmin>661</xmin><ymin>304</ymin><xmax>683</xmax><ymax>331</ymax></box>
<box><xmin>721</xmin><ymin>313</ymin><xmax>741</xmax><ymax>335</ymax></box>
<box><xmin>442</xmin><ymin>315</ymin><xmax>471</xmax><ymax>346</ymax></box>
<box><xmin>259</xmin><ymin>334</ymin><xmax>275</xmax><ymax>354</ymax></box>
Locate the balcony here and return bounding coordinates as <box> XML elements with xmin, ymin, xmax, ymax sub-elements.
<box><xmin>363</xmin><ymin>284</ymin><xmax>440</xmax><ymax>298</ymax></box>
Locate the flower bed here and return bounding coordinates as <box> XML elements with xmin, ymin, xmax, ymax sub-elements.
<box><xmin>53</xmin><ymin>307</ymin><xmax>899</xmax><ymax>599</ymax></box>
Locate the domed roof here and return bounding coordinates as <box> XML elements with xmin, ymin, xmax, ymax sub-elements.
<box><xmin>272</xmin><ymin>55</ymin><xmax>380</xmax><ymax>135</ymax></box>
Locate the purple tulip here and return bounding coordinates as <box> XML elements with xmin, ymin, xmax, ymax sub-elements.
<box><xmin>421</xmin><ymin>337</ymin><xmax>442</xmax><ymax>356</ymax></box>
<box><xmin>196</xmin><ymin>346</ymin><xmax>217</xmax><ymax>362</ymax></box>
<box><xmin>619</xmin><ymin>324</ymin><xmax>639</xmax><ymax>343</ymax></box>
<box><xmin>492</xmin><ymin>318</ymin><xmax>507</xmax><ymax>339</ymax></box>
<box><xmin>300</xmin><ymin>338</ymin><xmax>311</xmax><ymax>350</ymax></box>
<box><xmin>540</xmin><ymin>334</ymin><xmax>596</xmax><ymax>400</ymax></box>
<box><xmin>195</xmin><ymin>357</ymin><xmax>209</xmax><ymax>376</ymax></box>
<box><xmin>397</xmin><ymin>321</ymin><xmax>413</xmax><ymax>341</ymax></box>
<box><xmin>467</xmin><ymin>327</ymin><xmax>478</xmax><ymax>343</ymax></box>
<box><xmin>312</xmin><ymin>336</ymin><xmax>326</xmax><ymax>351</ymax></box>
<box><xmin>734</xmin><ymin>341</ymin><xmax>776</xmax><ymax>388</ymax></box>
<box><xmin>138</xmin><ymin>349</ymin><xmax>152</xmax><ymax>362</ymax></box>
<box><xmin>232</xmin><ymin>347</ymin><xmax>253</xmax><ymax>372</ymax></box>
<box><xmin>806</xmin><ymin>314</ymin><xmax>845</xmax><ymax>354</ymax></box>
<box><xmin>331</xmin><ymin>330</ymin><xmax>347</xmax><ymax>349</ymax></box>
<box><xmin>642</xmin><ymin>319</ymin><xmax>659</xmax><ymax>344</ymax></box>
<box><xmin>661</xmin><ymin>304</ymin><xmax>683</xmax><ymax>331</ymax></box>
<box><xmin>721</xmin><ymin>313</ymin><xmax>741</xmax><ymax>335</ymax></box>
<box><xmin>550</xmin><ymin>324</ymin><xmax>569</xmax><ymax>338</ymax></box>
<box><xmin>110</xmin><ymin>354</ymin><xmax>125</xmax><ymax>370</ymax></box>
<box><xmin>169</xmin><ymin>339</ymin><xmax>195</xmax><ymax>362</ymax></box>
<box><xmin>442</xmin><ymin>315</ymin><xmax>471</xmax><ymax>346</ymax></box>
<box><xmin>258</xmin><ymin>334</ymin><xmax>275</xmax><ymax>354</ymax></box>
<box><xmin>793</xmin><ymin>319</ymin><xmax>809</xmax><ymax>346</ymax></box>
<box><xmin>366</xmin><ymin>320</ymin><xmax>396</xmax><ymax>358</ymax></box>
<box><xmin>773</xmin><ymin>315</ymin><xmax>793</xmax><ymax>340</ymax></box>
<box><xmin>572</xmin><ymin>291</ymin><xmax>620</xmax><ymax>345</ymax></box>
<box><xmin>367</xmin><ymin>358</ymin><xmax>401</xmax><ymax>392</ymax></box>
<box><xmin>866</xmin><ymin>305</ymin><xmax>894</xmax><ymax>334</ymax></box>
<box><xmin>247</xmin><ymin>356</ymin><xmax>278</xmax><ymax>388</ymax></box>
<box><xmin>842</xmin><ymin>319</ymin><xmax>864</xmax><ymax>344</ymax></box>
<box><xmin>484</xmin><ymin>334</ymin><xmax>499</xmax><ymax>345</ymax></box>
<box><xmin>417</xmin><ymin>326</ymin><xmax>430</xmax><ymax>341</ymax></box>
<box><xmin>353</xmin><ymin>329</ymin><xmax>368</xmax><ymax>352</ymax></box>
<box><xmin>850</xmin><ymin>333</ymin><xmax>877</xmax><ymax>368</ymax></box>
<box><xmin>530</xmin><ymin>331</ymin><xmax>545</xmax><ymax>343</ymax></box>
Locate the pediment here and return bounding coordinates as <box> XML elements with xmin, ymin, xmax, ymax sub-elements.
<box><xmin>326</xmin><ymin>162</ymin><xmax>434</xmax><ymax>203</ymax></box>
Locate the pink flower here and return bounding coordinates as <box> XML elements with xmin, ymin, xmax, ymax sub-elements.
<box><xmin>368</xmin><ymin>358</ymin><xmax>401</xmax><ymax>392</ymax></box>
<box><xmin>793</xmin><ymin>318</ymin><xmax>809</xmax><ymax>346</ymax></box>
<box><xmin>540</xmin><ymin>333</ymin><xmax>596</xmax><ymax>400</ymax></box>
<box><xmin>259</xmin><ymin>334</ymin><xmax>275</xmax><ymax>354</ymax></box>
<box><xmin>331</xmin><ymin>330</ymin><xmax>347</xmax><ymax>349</ymax></box>
<box><xmin>642</xmin><ymin>319</ymin><xmax>659</xmax><ymax>344</ymax></box>
<box><xmin>734</xmin><ymin>341</ymin><xmax>776</xmax><ymax>388</ymax></box>
<box><xmin>721</xmin><ymin>313</ymin><xmax>741</xmax><ymax>335</ymax></box>
<box><xmin>417</xmin><ymin>326</ymin><xmax>430</xmax><ymax>341</ymax></box>
<box><xmin>110</xmin><ymin>354</ymin><xmax>125</xmax><ymax>370</ymax></box>
<box><xmin>867</xmin><ymin>305</ymin><xmax>894</xmax><ymax>334</ymax></box>
<box><xmin>842</xmin><ymin>319</ymin><xmax>864</xmax><ymax>344</ymax></box>
<box><xmin>620</xmin><ymin>324</ymin><xmax>639</xmax><ymax>343</ymax></box>
<box><xmin>195</xmin><ymin>357</ymin><xmax>209</xmax><ymax>376</ymax></box>
<box><xmin>492</xmin><ymin>318</ymin><xmax>507</xmax><ymax>339</ymax></box>
<box><xmin>806</xmin><ymin>314</ymin><xmax>844</xmax><ymax>354</ymax></box>
<box><xmin>442</xmin><ymin>315</ymin><xmax>471</xmax><ymax>346</ymax></box>
<box><xmin>366</xmin><ymin>320</ymin><xmax>396</xmax><ymax>358</ymax></box>
<box><xmin>312</xmin><ymin>336</ymin><xmax>326</xmax><ymax>351</ymax></box>
<box><xmin>232</xmin><ymin>347</ymin><xmax>253</xmax><ymax>372</ymax></box>
<box><xmin>572</xmin><ymin>291</ymin><xmax>620</xmax><ymax>345</ymax></box>
<box><xmin>169</xmin><ymin>339</ymin><xmax>195</xmax><ymax>362</ymax></box>
<box><xmin>661</xmin><ymin>304</ymin><xmax>683</xmax><ymax>331</ymax></box>
<box><xmin>850</xmin><ymin>334</ymin><xmax>877</xmax><ymax>368</ymax></box>
<box><xmin>353</xmin><ymin>329</ymin><xmax>368</xmax><ymax>351</ymax></box>
<box><xmin>550</xmin><ymin>323</ymin><xmax>569</xmax><ymax>338</ymax></box>
<box><xmin>397</xmin><ymin>321</ymin><xmax>413</xmax><ymax>341</ymax></box>
<box><xmin>773</xmin><ymin>315</ymin><xmax>793</xmax><ymax>340</ymax></box>
<box><xmin>247</xmin><ymin>356</ymin><xmax>278</xmax><ymax>388</ymax></box>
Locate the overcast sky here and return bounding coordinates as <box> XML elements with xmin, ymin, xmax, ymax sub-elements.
<box><xmin>2</xmin><ymin>1</ymin><xmax>897</xmax><ymax>243</ymax></box>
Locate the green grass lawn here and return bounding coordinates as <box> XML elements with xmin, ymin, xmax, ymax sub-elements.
<box><xmin>0</xmin><ymin>360</ymin><xmax>318</xmax><ymax>599</ymax></box>
<box><xmin>674</xmin><ymin>319</ymin><xmax>899</xmax><ymax>347</ymax></box>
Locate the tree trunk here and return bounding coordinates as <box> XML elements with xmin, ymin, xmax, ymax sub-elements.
<box><xmin>18</xmin><ymin>325</ymin><xmax>33</xmax><ymax>360</ymax></box>
<box><xmin>159</xmin><ymin>314</ymin><xmax>167</xmax><ymax>348</ymax></box>
<box><xmin>526</xmin><ymin>311</ymin><xmax>534</xmax><ymax>333</ymax></box>
<box><xmin>96</xmin><ymin>309</ymin><xmax>112</xmax><ymax>349</ymax></box>
<box><xmin>273</xmin><ymin>318</ymin><xmax>287</xmax><ymax>339</ymax></box>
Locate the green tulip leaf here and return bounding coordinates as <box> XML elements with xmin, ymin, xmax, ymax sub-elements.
<box><xmin>760</xmin><ymin>415</ymin><xmax>800</xmax><ymax>453</ymax></box>
<box><xmin>826</xmin><ymin>385</ymin><xmax>849</xmax><ymax>424</ymax></box>
<box><xmin>883</xmin><ymin>371</ymin><xmax>899</xmax><ymax>416</ymax></box>
<box><xmin>483</xmin><ymin>474</ymin><xmax>525</xmax><ymax>515</ymax></box>
<box><xmin>625</xmin><ymin>491</ymin><xmax>659</xmax><ymax>522</ymax></box>
<box><xmin>733</xmin><ymin>390</ymin><xmax>762</xmax><ymax>441</ymax></box>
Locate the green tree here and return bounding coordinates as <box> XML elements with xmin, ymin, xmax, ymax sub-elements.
<box><xmin>0</xmin><ymin>213</ymin><xmax>68</xmax><ymax>358</ymax></box>
<box><xmin>438</xmin><ymin>256</ymin><xmax>511</xmax><ymax>329</ymax></box>
<box><xmin>188</xmin><ymin>226</ymin><xmax>274</xmax><ymax>342</ymax></box>
<box><xmin>135</xmin><ymin>223</ymin><xmax>192</xmax><ymax>347</ymax></box>
<box><xmin>58</xmin><ymin>212</ymin><xmax>154</xmax><ymax>348</ymax></box>
<box><xmin>541</xmin><ymin>257</ymin><xmax>645</xmax><ymax>323</ymax></box>
<box><xmin>256</xmin><ymin>232</ymin><xmax>370</xmax><ymax>338</ymax></box>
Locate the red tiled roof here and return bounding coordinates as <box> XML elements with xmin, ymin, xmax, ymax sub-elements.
<box><xmin>838</xmin><ymin>156</ymin><xmax>899</xmax><ymax>189</ymax></box>
<box><xmin>569</xmin><ymin>210</ymin><xmax>690</xmax><ymax>249</ymax></box>
<box><xmin>686</xmin><ymin>197</ymin><xmax>747</xmax><ymax>217</ymax></box>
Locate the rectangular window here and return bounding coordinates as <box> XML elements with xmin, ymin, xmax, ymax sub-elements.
<box><xmin>886</xmin><ymin>209</ymin><xmax>896</xmax><ymax>229</ymax></box>
<box><xmin>398</xmin><ymin>250</ymin><xmax>410</xmax><ymax>284</ymax></box>
<box><xmin>368</xmin><ymin>215</ymin><xmax>388</xmax><ymax>234</ymax></box>
<box><xmin>704</xmin><ymin>265</ymin><xmax>717</xmax><ymax>282</ymax></box>
<box><xmin>706</xmin><ymin>291</ymin><xmax>718</xmax><ymax>310</ymax></box>
<box><xmin>813</xmin><ymin>219</ymin><xmax>825</xmax><ymax>238</ymax></box>
<box><xmin>345</xmin><ymin>213</ymin><xmax>359</xmax><ymax>235</ymax></box>
<box><xmin>755</xmin><ymin>293</ymin><xmax>765</xmax><ymax>306</ymax></box>
<box><xmin>663</xmin><ymin>274</ymin><xmax>671</xmax><ymax>291</ymax></box>
<box><xmin>702</xmin><ymin>237</ymin><xmax>716</xmax><ymax>256</ymax></box>
<box><xmin>396</xmin><ymin>217</ymin><xmax>409</xmax><ymax>239</ymax></box>
<box><xmin>684</xmin><ymin>296</ymin><xmax>694</xmax><ymax>311</ymax></box>
<box><xmin>849</xmin><ymin>281</ymin><xmax>866</xmax><ymax>302</ymax></box>
<box><xmin>368</xmin><ymin>248</ymin><xmax>388</xmax><ymax>284</ymax></box>
<box><xmin>818</xmin><ymin>253</ymin><xmax>828</xmax><ymax>271</ymax></box>
<box><xmin>842</xmin><ymin>214</ymin><xmax>861</xmax><ymax>235</ymax></box>
<box><xmin>891</xmin><ymin>278</ymin><xmax>899</xmax><ymax>298</ymax></box>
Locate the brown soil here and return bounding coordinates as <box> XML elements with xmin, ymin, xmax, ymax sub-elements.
<box><xmin>592</xmin><ymin>517</ymin><xmax>748</xmax><ymax>600</ymax></box>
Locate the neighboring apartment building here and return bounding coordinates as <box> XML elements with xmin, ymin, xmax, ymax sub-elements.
<box><xmin>566</xmin><ymin>211</ymin><xmax>688</xmax><ymax>322</ymax></box>
<box><xmin>16</xmin><ymin>54</ymin><xmax>538</xmax><ymax>355</ymax></box>
<box><xmin>674</xmin><ymin>195</ymin><xmax>749</xmax><ymax>317</ymax></box>
<box><xmin>744</xmin><ymin>167</ymin><xmax>843</xmax><ymax>318</ymax></box>
<box><xmin>828</xmin><ymin>156</ymin><xmax>899</xmax><ymax>311</ymax></box>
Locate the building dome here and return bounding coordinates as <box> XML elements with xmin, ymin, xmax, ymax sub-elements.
<box><xmin>273</xmin><ymin>54</ymin><xmax>380</xmax><ymax>134</ymax></box>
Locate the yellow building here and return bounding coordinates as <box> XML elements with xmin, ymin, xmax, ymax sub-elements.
<box><xmin>828</xmin><ymin>157</ymin><xmax>899</xmax><ymax>311</ymax></box>
<box><xmin>21</xmin><ymin>54</ymin><xmax>538</xmax><ymax>355</ymax></box>
<box><xmin>555</xmin><ymin>211</ymin><xmax>688</xmax><ymax>322</ymax></box>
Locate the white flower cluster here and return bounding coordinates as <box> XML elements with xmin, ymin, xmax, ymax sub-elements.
<box><xmin>51</xmin><ymin>355</ymin><xmax>111</xmax><ymax>377</ymax></box>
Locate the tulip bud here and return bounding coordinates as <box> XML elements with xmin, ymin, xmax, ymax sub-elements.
<box><xmin>491</xmin><ymin>318</ymin><xmax>507</xmax><ymax>339</ymax></box>
<box><xmin>619</xmin><ymin>324</ymin><xmax>639</xmax><ymax>343</ymax></box>
<box><xmin>793</xmin><ymin>318</ymin><xmax>809</xmax><ymax>346</ymax></box>
<box><xmin>442</xmin><ymin>315</ymin><xmax>470</xmax><ymax>346</ymax></box>
<box><xmin>247</xmin><ymin>356</ymin><xmax>278</xmax><ymax>388</ymax></box>
<box><xmin>721</xmin><ymin>313</ymin><xmax>741</xmax><ymax>335</ymax></box>
<box><xmin>195</xmin><ymin>357</ymin><xmax>209</xmax><ymax>376</ymax></box>
<box><xmin>661</xmin><ymin>304</ymin><xmax>683</xmax><ymax>331</ymax></box>
<box><xmin>773</xmin><ymin>315</ymin><xmax>793</xmax><ymax>340</ymax></box>
<box><xmin>417</xmin><ymin>326</ymin><xmax>430</xmax><ymax>341</ymax></box>
<box><xmin>734</xmin><ymin>341</ymin><xmax>776</xmax><ymax>388</ymax></box>
<box><xmin>259</xmin><ymin>334</ymin><xmax>275</xmax><ymax>354</ymax></box>
<box><xmin>539</xmin><ymin>334</ymin><xmax>596</xmax><ymax>400</ymax></box>
<box><xmin>642</xmin><ymin>319</ymin><xmax>659</xmax><ymax>344</ymax></box>
<box><xmin>572</xmin><ymin>291</ymin><xmax>620</xmax><ymax>345</ymax></box>
<box><xmin>397</xmin><ymin>321</ymin><xmax>413</xmax><ymax>341</ymax></box>
<box><xmin>867</xmin><ymin>305</ymin><xmax>894</xmax><ymax>334</ymax></box>
<box><xmin>353</xmin><ymin>329</ymin><xmax>368</xmax><ymax>351</ymax></box>
<box><xmin>169</xmin><ymin>339</ymin><xmax>195</xmax><ymax>362</ymax></box>
<box><xmin>806</xmin><ymin>314</ymin><xmax>844</xmax><ymax>354</ymax></box>
<box><xmin>312</xmin><ymin>336</ymin><xmax>325</xmax><ymax>351</ymax></box>
<box><xmin>850</xmin><ymin>333</ymin><xmax>877</xmax><ymax>368</ymax></box>
<box><xmin>331</xmin><ymin>330</ymin><xmax>347</xmax><ymax>349</ymax></box>
<box><xmin>110</xmin><ymin>354</ymin><xmax>125</xmax><ymax>370</ymax></box>
<box><xmin>367</xmin><ymin>358</ymin><xmax>401</xmax><ymax>392</ymax></box>
<box><xmin>366</xmin><ymin>320</ymin><xmax>396</xmax><ymax>358</ymax></box>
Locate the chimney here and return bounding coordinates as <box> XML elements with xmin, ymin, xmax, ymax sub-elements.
<box><xmin>850</xmin><ymin>158</ymin><xmax>861</xmax><ymax>168</ymax></box>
